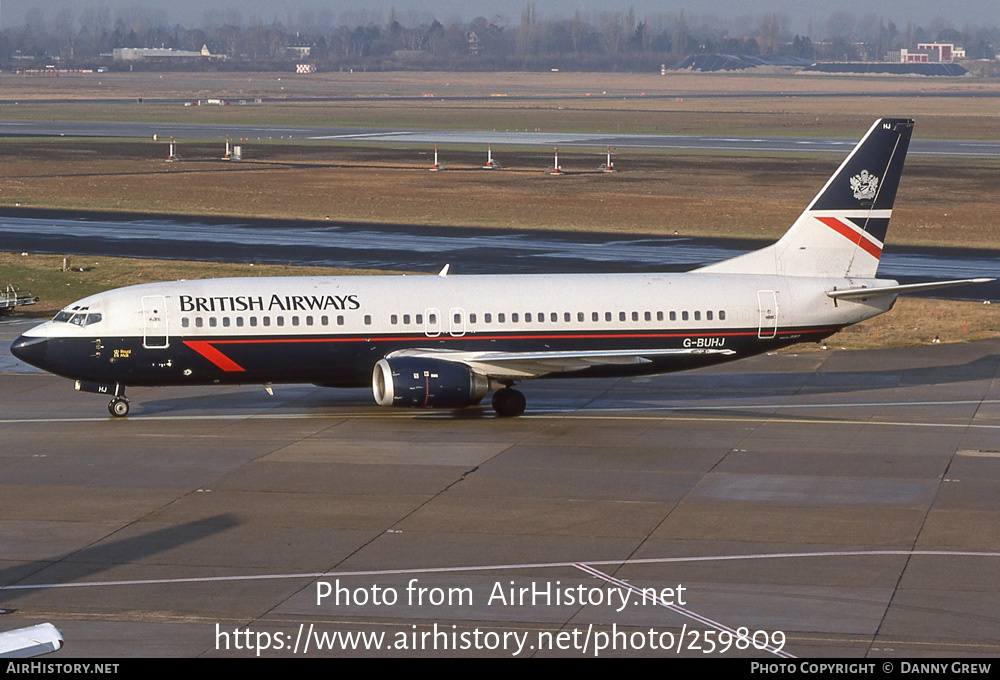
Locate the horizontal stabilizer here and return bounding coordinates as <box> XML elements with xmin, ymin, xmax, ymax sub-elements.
<box><xmin>827</xmin><ymin>278</ymin><xmax>994</xmax><ymax>300</ymax></box>
<box><xmin>0</xmin><ymin>623</ymin><xmax>64</xmax><ymax>658</ymax></box>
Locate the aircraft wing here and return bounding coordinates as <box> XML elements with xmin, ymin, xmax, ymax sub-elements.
<box><xmin>0</xmin><ymin>623</ymin><xmax>64</xmax><ymax>658</ymax></box>
<box><xmin>384</xmin><ymin>347</ymin><xmax>735</xmax><ymax>380</ymax></box>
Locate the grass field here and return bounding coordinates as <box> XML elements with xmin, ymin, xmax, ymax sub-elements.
<box><xmin>0</xmin><ymin>252</ymin><xmax>396</xmax><ymax>315</ymax></box>
<box><xmin>4</xmin><ymin>71</ymin><xmax>1000</xmax><ymax>138</ymax></box>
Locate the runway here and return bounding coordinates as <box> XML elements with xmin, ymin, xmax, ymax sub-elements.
<box><xmin>2</xmin><ymin>318</ymin><xmax>999</xmax><ymax>657</ymax></box>
<box><xmin>3</xmin><ymin>120</ymin><xmax>999</xmax><ymax>158</ymax></box>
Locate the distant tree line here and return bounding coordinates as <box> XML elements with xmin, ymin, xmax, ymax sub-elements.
<box><xmin>2</xmin><ymin>4</ymin><xmax>998</xmax><ymax>72</ymax></box>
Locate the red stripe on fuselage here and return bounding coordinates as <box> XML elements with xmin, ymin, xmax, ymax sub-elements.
<box><xmin>816</xmin><ymin>216</ymin><xmax>883</xmax><ymax>259</ymax></box>
<box><xmin>184</xmin><ymin>340</ymin><xmax>247</xmax><ymax>372</ymax></box>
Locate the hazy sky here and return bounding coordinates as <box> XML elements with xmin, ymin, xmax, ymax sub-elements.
<box><xmin>1</xmin><ymin>0</ymin><xmax>996</xmax><ymax>35</ymax></box>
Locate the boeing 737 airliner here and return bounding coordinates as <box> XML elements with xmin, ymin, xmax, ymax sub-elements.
<box><xmin>10</xmin><ymin>119</ymin><xmax>991</xmax><ymax>417</ymax></box>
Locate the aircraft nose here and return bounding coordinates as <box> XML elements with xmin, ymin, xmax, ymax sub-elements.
<box><xmin>10</xmin><ymin>334</ymin><xmax>49</xmax><ymax>369</ymax></box>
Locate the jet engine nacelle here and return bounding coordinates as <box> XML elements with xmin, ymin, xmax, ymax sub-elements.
<box><xmin>372</xmin><ymin>357</ymin><xmax>490</xmax><ymax>408</ymax></box>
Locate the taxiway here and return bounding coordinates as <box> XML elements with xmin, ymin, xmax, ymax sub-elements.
<box><xmin>1</xmin><ymin>319</ymin><xmax>999</xmax><ymax>657</ymax></box>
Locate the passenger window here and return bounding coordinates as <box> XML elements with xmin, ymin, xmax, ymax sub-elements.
<box><xmin>706</xmin><ymin>311</ymin><xmax>713</xmax><ymax>321</ymax></box>
<box><xmin>512</xmin><ymin>313</ymin><xmax>519</xmax><ymax>322</ymax></box>
<box><xmin>470</xmin><ymin>313</ymin><xmax>477</xmax><ymax>323</ymax></box>
<box><xmin>644</xmin><ymin>311</ymin><xmax>651</xmax><ymax>321</ymax></box>
<box><xmin>631</xmin><ymin>311</ymin><xmax>638</xmax><ymax>321</ymax></box>
<box><xmin>657</xmin><ymin>311</ymin><xmax>664</xmax><ymax>321</ymax></box>
<box><xmin>694</xmin><ymin>311</ymin><xmax>701</xmax><ymax>321</ymax></box>
<box><xmin>719</xmin><ymin>310</ymin><xmax>726</xmax><ymax>320</ymax></box>
<box><xmin>306</xmin><ymin>315</ymin><xmax>313</xmax><ymax>326</ymax></box>
<box><xmin>682</xmin><ymin>311</ymin><xmax>689</xmax><ymax>321</ymax></box>
<box><xmin>619</xmin><ymin>312</ymin><xmax>626</xmax><ymax>322</ymax></box>
<box><xmin>182</xmin><ymin>318</ymin><xmax>190</xmax><ymax>328</ymax></box>
<box><xmin>209</xmin><ymin>317</ymin><xmax>217</xmax><ymax>327</ymax></box>
<box><xmin>605</xmin><ymin>312</ymin><xmax>612</xmax><ymax>322</ymax></box>
<box><xmin>321</xmin><ymin>315</ymin><xmax>328</xmax><ymax>325</ymax></box>
<box><xmin>670</xmin><ymin>312</ymin><xmax>676</xmax><ymax>321</ymax></box>
<box><xmin>525</xmin><ymin>313</ymin><xmax>532</xmax><ymax>322</ymax></box>
<box><xmin>196</xmin><ymin>317</ymin><xmax>204</xmax><ymax>328</ymax></box>
<box><xmin>403</xmin><ymin>314</ymin><xmax>411</xmax><ymax>324</ymax></box>
<box><xmin>428</xmin><ymin>314</ymin><xmax>436</xmax><ymax>324</ymax></box>
<box><xmin>416</xmin><ymin>314</ymin><xmax>423</xmax><ymax>324</ymax></box>
<box><xmin>236</xmin><ymin>317</ymin><xmax>245</xmax><ymax>327</ymax></box>
<box><xmin>592</xmin><ymin>312</ymin><xmax>599</xmax><ymax>322</ymax></box>
<box><xmin>223</xmin><ymin>317</ymin><xmax>231</xmax><ymax>327</ymax></box>
<box><xmin>338</xmin><ymin>315</ymin><xmax>345</xmax><ymax>325</ymax></box>
<box><xmin>391</xmin><ymin>314</ymin><xmax>398</xmax><ymax>324</ymax></box>
<box><xmin>292</xmin><ymin>316</ymin><xmax>300</xmax><ymax>326</ymax></box>
<box><xmin>484</xmin><ymin>313</ymin><xmax>492</xmax><ymax>323</ymax></box>
<box><xmin>276</xmin><ymin>317</ymin><xmax>284</xmax><ymax>327</ymax></box>
<box><xmin>552</xmin><ymin>312</ymin><xmax>559</xmax><ymax>322</ymax></box>
<box><xmin>263</xmin><ymin>317</ymin><xmax>271</xmax><ymax>327</ymax></box>
<box><xmin>498</xmin><ymin>313</ymin><xmax>505</xmax><ymax>323</ymax></box>
<box><xmin>364</xmin><ymin>315</ymin><xmax>372</xmax><ymax>325</ymax></box>
<box><xmin>250</xmin><ymin>317</ymin><xmax>258</xmax><ymax>327</ymax></box>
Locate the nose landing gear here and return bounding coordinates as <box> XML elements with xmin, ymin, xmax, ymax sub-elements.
<box><xmin>108</xmin><ymin>396</ymin><xmax>130</xmax><ymax>417</ymax></box>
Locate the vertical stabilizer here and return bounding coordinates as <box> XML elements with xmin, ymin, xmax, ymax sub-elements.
<box><xmin>698</xmin><ymin>118</ymin><xmax>913</xmax><ymax>278</ymax></box>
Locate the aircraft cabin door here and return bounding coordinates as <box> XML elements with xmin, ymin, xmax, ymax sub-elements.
<box><xmin>142</xmin><ymin>295</ymin><xmax>170</xmax><ymax>348</ymax></box>
<box><xmin>757</xmin><ymin>290</ymin><xmax>778</xmax><ymax>339</ymax></box>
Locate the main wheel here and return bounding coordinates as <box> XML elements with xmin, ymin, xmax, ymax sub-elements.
<box><xmin>491</xmin><ymin>388</ymin><xmax>526</xmax><ymax>418</ymax></box>
<box><xmin>109</xmin><ymin>398</ymin><xmax>130</xmax><ymax>417</ymax></box>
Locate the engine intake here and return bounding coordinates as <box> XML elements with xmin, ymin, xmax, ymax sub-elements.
<box><xmin>373</xmin><ymin>357</ymin><xmax>490</xmax><ymax>409</ymax></box>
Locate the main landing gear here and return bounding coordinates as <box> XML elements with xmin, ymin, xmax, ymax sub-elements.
<box><xmin>491</xmin><ymin>387</ymin><xmax>526</xmax><ymax>418</ymax></box>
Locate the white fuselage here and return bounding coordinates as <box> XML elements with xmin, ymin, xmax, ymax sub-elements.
<box><xmin>17</xmin><ymin>271</ymin><xmax>895</xmax><ymax>389</ymax></box>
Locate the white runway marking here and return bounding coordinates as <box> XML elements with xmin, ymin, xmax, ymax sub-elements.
<box><xmin>574</xmin><ymin>562</ymin><xmax>795</xmax><ymax>658</ymax></box>
<box><xmin>5</xmin><ymin>549</ymin><xmax>995</xmax><ymax>657</ymax></box>
<box><xmin>4</xmin><ymin>549</ymin><xmax>997</xmax><ymax>591</ymax></box>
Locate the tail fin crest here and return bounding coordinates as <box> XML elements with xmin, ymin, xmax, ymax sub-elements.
<box><xmin>698</xmin><ymin>118</ymin><xmax>914</xmax><ymax>278</ymax></box>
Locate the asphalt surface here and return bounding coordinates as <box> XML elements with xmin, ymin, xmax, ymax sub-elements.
<box><xmin>2</xmin><ymin>318</ymin><xmax>999</xmax><ymax>657</ymax></box>
<box><xmin>3</xmin><ymin>120</ymin><xmax>1000</xmax><ymax>158</ymax></box>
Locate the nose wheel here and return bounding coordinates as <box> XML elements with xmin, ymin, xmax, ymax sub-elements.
<box><xmin>109</xmin><ymin>397</ymin><xmax>130</xmax><ymax>417</ymax></box>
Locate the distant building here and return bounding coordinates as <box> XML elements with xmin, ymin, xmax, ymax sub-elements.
<box><xmin>113</xmin><ymin>45</ymin><xmax>225</xmax><ymax>62</ymax></box>
<box><xmin>893</xmin><ymin>43</ymin><xmax>966</xmax><ymax>64</ymax></box>
<box><xmin>114</xmin><ymin>47</ymin><xmax>201</xmax><ymax>62</ymax></box>
<box><xmin>897</xmin><ymin>49</ymin><xmax>931</xmax><ymax>63</ymax></box>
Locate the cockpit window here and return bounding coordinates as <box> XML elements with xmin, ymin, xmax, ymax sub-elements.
<box><xmin>53</xmin><ymin>307</ymin><xmax>102</xmax><ymax>327</ymax></box>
